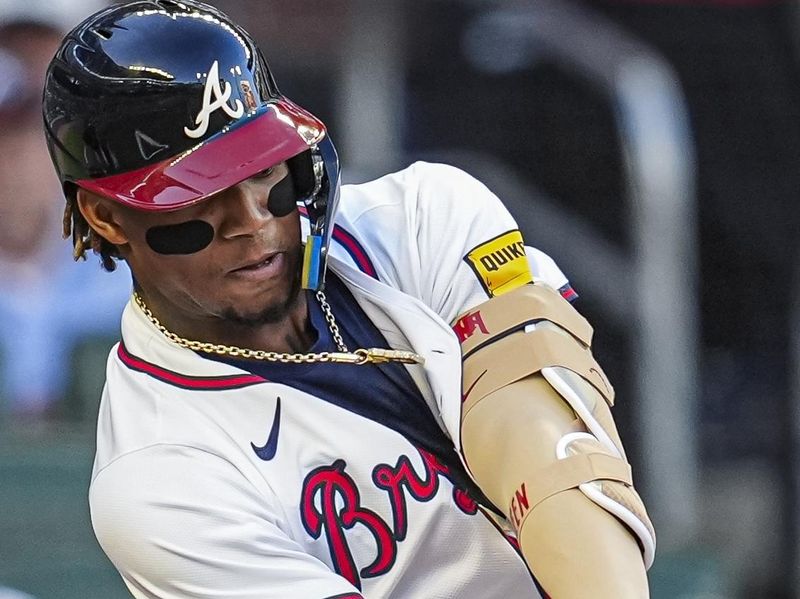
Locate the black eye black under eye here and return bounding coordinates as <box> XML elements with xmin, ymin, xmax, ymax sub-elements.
<box><xmin>145</xmin><ymin>220</ymin><xmax>215</xmax><ymax>255</ymax></box>
<box><xmin>143</xmin><ymin>171</ymin><xmax>297</xmax><ymax>255</ymax></box>
<box><xmin>266</xmin><ymin>172</ymin><xmax>298</xmax><ymax>217</ymax></box>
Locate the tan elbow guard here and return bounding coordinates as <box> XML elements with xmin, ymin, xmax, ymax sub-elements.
<box><xmin>454</xmin><ymin>283</ymin><xmax>656</xmax><ymax>574</ymax></box>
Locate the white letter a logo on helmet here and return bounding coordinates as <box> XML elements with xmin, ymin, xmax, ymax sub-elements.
<box><xmin>184</xmin><ymin>60</ymin><xmax>245</xmax><ymax>139</ymax></box>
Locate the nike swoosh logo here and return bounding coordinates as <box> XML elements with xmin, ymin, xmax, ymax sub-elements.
<box><xmin>251</xmin><ymin>397</ymin><xmax>281</xmax><ymax>461</ymax></box>
<box><xmin>462</xmin><ymin>370</ymin><xmax>487</xmax><ymax>404</ymax></box>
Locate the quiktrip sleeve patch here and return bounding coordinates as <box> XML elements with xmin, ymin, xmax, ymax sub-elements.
<box><xmin>463</xmin><ymin>230</ymin><xmax>533</xmax><ymax>297</ymax></box>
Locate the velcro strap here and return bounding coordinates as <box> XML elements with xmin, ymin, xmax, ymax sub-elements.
<box><xmin>452</xmin><ymin>284</ymin><xmax>594</xmax><ymax>357</ymax></box>
<box><xmin>512</xmin><ymin>453</ymin><xmax>633</xmax><ymax>534</ymax></box>
<box><xmin>463</xmin><ymin>327</ymin><xmax>614</xmax><ymax>412</ymax></box>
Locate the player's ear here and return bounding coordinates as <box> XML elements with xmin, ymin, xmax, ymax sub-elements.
<box><xmin>76</xmin><ymin>188</ymin><xmax>130</xmax><ymax>246</ymax></box>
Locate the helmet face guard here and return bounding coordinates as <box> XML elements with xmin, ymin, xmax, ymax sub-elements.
<box><xmin>43</xmin><ymin>0</ymin><xmax>340</xmax><ymax>289</ymax></box>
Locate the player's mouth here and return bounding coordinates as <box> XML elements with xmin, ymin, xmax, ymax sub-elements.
<box><xmin>228</xmin><ymin>251</ymin><xmax>286</xmax><ymax>281</ymax></box>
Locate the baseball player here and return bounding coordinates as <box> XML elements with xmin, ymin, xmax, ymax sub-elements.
<box><xmin>42</xmin><ymin>1</ymin><xmax>655</xmax><ymax>597</ymax></box>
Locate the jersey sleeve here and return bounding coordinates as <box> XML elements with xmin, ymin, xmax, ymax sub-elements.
<box><xmin>90</xmin><ymin>445</ymin><xmax>363</xmax><ymax>599</ymax></box>
<box><xmin>343</xmin><ymin>162</ymin><xmax>571</xmax><ymax>324</ymax></box>
<box><xmin>412</xmin><ymin>162</ymin><xmax>571</xmax><ymax>322</ymax></box>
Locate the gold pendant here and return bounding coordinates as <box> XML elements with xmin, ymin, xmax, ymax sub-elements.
<box><xmin>356</xmin><ymin>348</ymin><xmax>426</xmax><ymax>365</ymax></box>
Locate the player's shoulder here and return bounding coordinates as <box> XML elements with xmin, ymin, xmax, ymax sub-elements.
<box><xmin>341</xmin><ymin>161</ymin><xmax>482</xmax><ymax>204</ymax></box>
<box><xmin>402</xmin><ymin>160</ymin><xmax>482</xmax><ymax>184</ymax></box>
<box><xmin>348</xmin><ymin>160</ymin><xmax>473</xmax><ymax>183</ymax></box>
<box><xmin>337</xmin><ymin>161</ymin><xmax>497</xmax><ymax>230</ymax></box>
<box><xmin>405</xmin><ymin>160</ymin><xmax>490</xmax><ymax>189</ymax></box>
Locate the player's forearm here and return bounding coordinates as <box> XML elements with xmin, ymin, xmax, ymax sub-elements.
<box><xmin>455</xmin><ymin>283</ymin><xmax>655</xmax><ymax>597</ymax></box>
<box><xmin>520</xmin><ymin>490</ymin><xmax>649</xmax><ymax>598</ymax></box>
<box><xmin>464</xmin><ymin>376</ymin><xmax>650</xmax><ymax>598</ymax></box>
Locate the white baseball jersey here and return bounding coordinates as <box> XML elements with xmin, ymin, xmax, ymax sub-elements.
<box><xmin>89</xmin><ymin>162</ymin><xmax>572</xmax><ymax>599</ymax></box>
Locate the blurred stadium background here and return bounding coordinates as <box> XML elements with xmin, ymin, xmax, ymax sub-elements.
<box><xmin>1</xmin><ymin>0</ymin><xmax>799</xmax><ymax>597</ymax></box>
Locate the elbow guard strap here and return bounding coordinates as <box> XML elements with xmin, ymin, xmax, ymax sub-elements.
<box><xmin>455</xmin><ymin>283</ymin><xmax>656</xmax><ymax>569</ymax></box>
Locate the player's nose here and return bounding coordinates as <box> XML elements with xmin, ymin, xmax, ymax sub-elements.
<box><xmin>218</xmin><ymin>179</ymin><xmax>272</xmax><ymax>240</ymax></box>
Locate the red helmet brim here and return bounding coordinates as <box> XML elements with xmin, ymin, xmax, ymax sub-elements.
<box><xmin>76</xmin><ymin>99</ymin><xmax>325</xmax><ymax>211</ymax></box>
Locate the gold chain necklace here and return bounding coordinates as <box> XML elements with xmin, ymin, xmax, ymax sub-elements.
<box><xmin>133</xmin><ymin>291</ymin><xmax>425</xmax><ymax>366</ymax></box>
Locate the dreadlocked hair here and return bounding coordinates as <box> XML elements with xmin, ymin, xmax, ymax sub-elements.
<box><xmin>63</xmin><ymin>187</ymin><xmax>121</xmax><ymax>272</ymax></box>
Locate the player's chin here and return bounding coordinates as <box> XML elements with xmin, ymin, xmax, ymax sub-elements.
<box><xmin>221</xmin><ymin>261</ymin><xmax>303</xmax><ymax>325</ymax></box>
<box><xmin>221</xmin><ymin>285</ymin><xmax>302</xmax><ymax>325</ymax></box>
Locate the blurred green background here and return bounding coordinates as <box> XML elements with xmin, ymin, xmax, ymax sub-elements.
<box><xmin>0</xmin><ymin>339</ymin><xmax>129</xmax><ymax>598</ymax></box>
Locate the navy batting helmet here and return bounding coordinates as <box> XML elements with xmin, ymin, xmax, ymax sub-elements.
<box><xmin>43</xmin><ymin>0</ymin><xmax>339</xmax><ymax>289</ymax></box>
